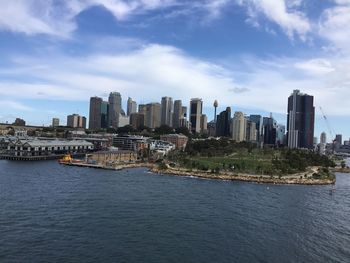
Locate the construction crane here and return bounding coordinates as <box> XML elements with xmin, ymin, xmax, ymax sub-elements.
<box><xmin>319</xmin><ymin>106</ymin><xmax>336</xmax><ymax>140</ymax></box>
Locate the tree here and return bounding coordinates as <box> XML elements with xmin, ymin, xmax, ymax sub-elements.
<box><xmin>175</xmin><ymin>126</ymin><xmax>190</xmax><ymax>136</ymax></box>
<box><xmin>155</xmin><ymin>125</ymin><xmax>173</xmax><ymax>135</ymax></box>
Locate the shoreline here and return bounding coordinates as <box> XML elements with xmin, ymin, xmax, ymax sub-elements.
<box><xmin>61</xmin><ymin>161</ymin><xmax>336</xmax><ymax>185</ymax></box>
<box><xmin>150</xmin><ymin>166</ymin><xmax>336</xmax><ymax>185</ymax></box>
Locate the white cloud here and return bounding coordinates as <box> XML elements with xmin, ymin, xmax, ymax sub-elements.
<box><xmin>294</xmin><ymin>59</ymin><xmax>335</xmax><ymax>75</ymax></box>
<box><xmin>319</xmin><ymin>3</ymin><xmax>350</xmax><ymax>53</ymax></box>
<box><xmin>238</xmin><ymin>0</ymin><xmax>311</xmax><ymax>40</ymax></box>
<box><xmin>0</xmin><ymin>100</ymin><xmax>34</xmax><ymax>111</ymax></box>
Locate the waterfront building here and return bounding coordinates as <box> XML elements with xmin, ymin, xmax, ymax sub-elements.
<box><xmin>87</xmin><ymin>150</ymin><xmax>137</xmax><ymax>165</ymax></box>
<box><xmin>161</xmin><ymin>97</ymin><xmax>173</xmax><ymax>127</ymax></box>
<box><xmin>287</xmin><ymin>90</ymin><xmax>315</xmax><ymax>149</ymax></box>
<box><xmin>13</xmin><ymin>118</ymin><xmax>25</xmax><ymax>126</ymax></box>
<box><xmin>216</xmin><ymin>107</ymin><xmax>231</xmax><ymax>137</ymax></box>
<box><xmin>52</xmin><ymin>118</ymin><xmax>59</xmax><ymax>128</ymax></box>
<box><xmin>108</xmin><ymin>92</ymin><xmax>122</xmax><ymax>129</ymax></box>
<box><xmin>160</xmin><ymin>134</ymin><xmax>188</xmax><ymax>150</ymax></box>
<box><xmin>130</xmin><ymin>113</ymin><xmax>145</xmax><ymax>130</ymax></box>
<box><xmin>1</xmin><ymin>138</ymin><xmax>93</xmax><ymax>159</ymax></box>
<box><xmin>67</xmin><ymin>114</ymin><xmax>86</xmax><ymax>129</ymax></box>
<box><xmin>320</xmin><ymin>132</ymin><xmax>327</xmax><ymax>144</ymax></box>
<box><xmin>190</xmin><ymin>98</ymin><xmax>203</xmax><ymax>133</ymax></box>
<box><xmin>232</xmin><ymin>112</ymin><xmax>246</xmax><ymax>142</ymax></box>
<box><xmin>101</xmin><ymin>101</ymin><xmax>109</xmax><ymax>129</ymax></box>
<box><xmin>112</xmin><ymin>135</ymin><xmax>149</xmax><ymax>153</ymax></box>
<box><xmin>89</xmin><ymin>96</ymin><xmax>102</xmax><ymax>130</ymax></box>
<box><xmin>127</xmin><ymin>97</ymin><xmax>137</xmax><ymax>116</ymax></box>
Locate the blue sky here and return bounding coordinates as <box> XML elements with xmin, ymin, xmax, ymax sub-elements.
<box><xmin>0</xmin><ymin>0</ymin><xmax>349</xmax><ymax>142</ymax></box>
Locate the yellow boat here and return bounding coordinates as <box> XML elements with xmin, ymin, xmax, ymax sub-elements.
<box><xmin>58</xmin><ymin>154</ymin><xmax>73</xmax><ymax>164</ymax></box>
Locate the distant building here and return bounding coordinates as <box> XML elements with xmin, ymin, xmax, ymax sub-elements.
<box><xmin>249</xmin><ymin>115</ymin><xmax>263</xmax><ymax>143</ymax></box>
<box><xmin>146</xmin><ymin>103</ymin><xmax>161</xmax><ymax>129</ymax></box>
<box><xmin>320</xmin><ymin>132</ymin><xmax>327</xmax><ymax>144</ymax></box>
<box><xmin>161</xmin><ymin>97</ymin><xmax>173</xmax><ymax>127</ymax></box>
<box><xmin>13</xmin><ymin>118</ymin><xmax>25</xmax><ymax>126</ymax></box>
<box><xmin>130</xmin><ymin>113</ymin><xmax>145</xmax><ymax>130</ymax></box>
<box><xmin>287</xmin><ymin>90</ymin><xmax>315</xmax><ymax>149</ymax></box>
<box><xmin>67</xmin><ymin>114</ymin><xmax>86</xmax><ymax>129</ymax></box>
<box><xmin>232</xmin><ymin>112</ymin><xmax>246</xmax><ymax>142</ymax></box>
<box><xmin>118</xmin><ymin>114</ymin><xmax>130</xmax><ymax>128</ymax></box>
<box><xmin>335</xmin><ymin>134</ymin><xmax>342</xmax><ymax>145</ymax></box>
<box><xmin>127</xmin><ymin>97</ymin><xmax>137</xmax><ymax>116</ymax></box>
<box><xmin>101</xmin><ymin>101</ymin><xmax>109</xmax><ymax>129</ymax></box>
<box><xmin>112</xmin><ymin>135</ymin><xmax>148</xmax><ymax>153</ymax></box>
<box><xmin>52</xmin><ymin>118</ymin><xmax>59</xmax><ymax>128</ymax></box>
<box><xmin>87</xmin><ymin>150</ymin><xmax>137</xmax><ymax>165</ymax></box>
<box><xmin>89</xmin><ymin>96</ymin><xmax>102</xmax><ymax>130</ymax></box>
<box><xmin>200</xmin><ymin>114</ymin><xmax>208</xmax><ymax>134</ymax></box>
<box><xmin>173</xmin><ymin>100</ymin><xmax>182</xmax><ymax>128</ymax></box>
<box><xmin>190</xmin><ymin>98</ymin><xmax>203</xmax><ymax>133</ymax></box>
<box><xmin>276</xmin><ymin>124</ymin><xmax>286</xmax><ymax>146</ymax></box>
<box><xmin>160</xmin><ymin>134</ymin><xmax>188</xmax><ymax>150</ymax></box>
<box><xmin>246</xmin><ymin>120</ymin><xmax>257</xmax><ymax>142</ymax></box>
<box><xmin>108</xmin><ymin>92</ymin><xmax>122</xmax><ymax>129</ymax></box>
<box><xmin>216</xmin><ymin>107</ymin><xmax>231</xmax><ymax>137</ymax></box>
<box><xmin>138</xmin><ymin>104</ymin><xmax>148</xmax><ymax>127</ymax></box>
<box><xmin>263</xmin><ymin>116</ymin><xmax>277</xmax><ymax>145</ymax></box>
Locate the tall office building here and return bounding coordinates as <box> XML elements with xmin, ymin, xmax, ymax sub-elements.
<box><xmin>216</xmin><ymin>107</ymin><xmax>231</xmax><ymax>137</ymax></box>
<box><xmin>320</xmin><ymin>132</ymin><xmax>327</xmax><ymax>144</ymax></box>
<box><xmin>52</xmin><ymin>118</ymin><xmax>59</xmax><ymax>127</ymax></box>
<box><xmin>146</xmin><ymin>103</ymin><xmax>161</xmax><ymax>129</ymax></box>
<box><xmin>161</xmin><ymin>97</ymin><xmax>173</xmax><ymax>127</ymax></box>
<box><xmin>67</xmin><ymin>114</ymin><xmax>86</xmax><ymax>129</ymax></box>
<box><xmin>173</xmin><ymin>100</ymin><xmax>182</xmax><ymax>128</ymax></box>
<box><xmin>246</xmin><ymin>120</ymin><xmax>257</xmax><ymax>142</ymax></box>
<box><xmin>232</xmin><ymin>112</ymin><xmax>246</xmax><ymax>142</ymax></box>
<box><xmin>276</xmin><ymin>124</ymin><xmax>286</xmax><ymax>146</ymax></box>
<box><xmin>130</xmin><ymin>113</ymin><xmax>145</xmax><ymax>130</ymax></box>
<box><xmin>89</xmin><ymin>96</ymin><xmax>102</xmax><ymax>130</ymax></box>
<box><xmin>200</xmin><ymin>114</ymin><xmax>208</xmax><ymax>134</ymax></box>
<box><xmin>263</xmin><ymin>116</ymin><xmax>277</xmax><ymax>145</ymax></box>
<box><xmin>127</xmin><ymin>97</ymin><xmax>137</xmax><ymax>116</ymax></box>
<box><xmin>190</xmin><ymin>98</ymin><xmax>203</xmax><ymax>133</ymax></box>
<box><xmin>101</xmin><ymin>101</ymin><xmax>109</xmax><ymax>129</ymax></box>
<box><xmin>287</xmin><ymin>90</ymin><xmax>315</xmax><ymax>149</ymax></box>
<box><xmin>108</xmin><ymin>92</ymin><xmax>122</xmax><ymax>129</ymax></box>
<box><xmin>249</xmin><ymin>115</ymin><xmax>263</xmax><ymax>143</ymax></box>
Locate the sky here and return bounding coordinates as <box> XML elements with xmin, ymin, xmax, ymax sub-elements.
<box><xmin>0</xmin><ymin>0</ymin><xmax>349</xmax><ymax>141</ymax></box>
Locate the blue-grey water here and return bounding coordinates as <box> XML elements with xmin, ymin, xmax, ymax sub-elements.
<box><xmin>0</xmin><ymin>160</ymin><xmax>349</xmax><ymax>263</ymax></box>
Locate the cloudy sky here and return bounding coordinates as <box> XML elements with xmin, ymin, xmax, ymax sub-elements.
<box><xmin>0</xmin><ymin>0</ymin><xmax>349</xmax><ymax>140</ymax></box>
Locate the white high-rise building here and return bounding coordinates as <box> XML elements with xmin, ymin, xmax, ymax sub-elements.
<box><xmin>232</xmin><ymin>111</ymin><xmax>246</xmax><ymax>142</ymax></box>
<box><xmin>127</xmin><ymin>97</ymin><xmax>137</xmax><ymax>116</ymax></box>
<box><xmin>161</xmin><ymin>97</ymin><xmax>173</xmax><ymax>127</ymax></box>
<box><xmin>108</xmin><ymin>92</ymin><xmax>122</xmax><ymax>129</ymax></box>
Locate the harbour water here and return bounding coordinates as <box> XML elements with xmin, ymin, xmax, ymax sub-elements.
<box><xmin>1</xmin><ymin>160</ymin><xmax>350</xmax><ymax>263</ymax></box>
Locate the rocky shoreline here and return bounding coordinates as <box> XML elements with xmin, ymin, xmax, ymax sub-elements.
<box><xmin>148</xmin><ymin>166</ymin><xmax>336</xmax><ymax>185</ymax></box>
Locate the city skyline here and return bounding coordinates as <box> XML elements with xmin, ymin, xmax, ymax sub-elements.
<box><xmin>0</xmin><ymin>1</ymin><xmax>349</xmax><ymax>139</ymax></box>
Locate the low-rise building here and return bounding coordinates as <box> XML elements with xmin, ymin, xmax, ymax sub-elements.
<box><xmin>160</xmin><ymin>134</ymin><xmax>188</xmax><ymax>150</ymax></box>
<box><xmin>87</xmin><ymin>150</ymin><xmax>137</xmax><ymax>165</ymax></box>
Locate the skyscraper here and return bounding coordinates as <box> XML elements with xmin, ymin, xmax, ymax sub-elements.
<box><xmin>161</xmin><ymin>97</ymin><xmax>173</xmax><ymax>127</ymax></box>
<box><xmin>263</xmin><ymin>116</ymin><xmax>277</xmax><ymax>145</ymax></box>
<box><xmin>108</xmin><ymin>92</ymin><xmax>122</xmax><ymax>129</ymax></box>
<box><xmin>216</xmin><ymin>107</ymin><xmax>231</xmax><ymax>137</ymax></box>
<box><xmin>127</xmin><ymin>97</ymin><xmax>137</xmax><ymax>116</ymax></box>
<box><xmin>101</xmin><ymin>101</ymin><xmax>109</xmax><ymax>129</ymax></box>
<box><xmin>232</xmin><ymin>112</ymin><xmax>246</xmax><ymax>142</ymax></box>
<box><xmin>89</xmin><ymin>96</ymin><xmax>102</xmax><ymax>130</ymax></box>
<box><xmin>200</xmin><ymin>114</ymin><xmax>208</xmax><ymax>134</ymax></box>
<box><xmin>320</xmin><ymin>132</ymin><xmax>327</xmax><ymax>144</ymax></box>
<box><xmin>173</xmin><ymin>100</ymin><xmax>182</xmax><ymax>128</ymax></box>
<box><xmin>287</xmin><ymin>90</ymin><xmax>315</xmax><ymax>149</ymax></box>
<box><xmin>190</xmin><ymin>98</ymin><xmax>203</xmax><ymax>133</ymax></box>
<box><xmin>146</xmin><ymin>103</ymin><xmax>161</xmax><ymax>129</ymax></box>
<box><xmin>246</xmin><ymin>120</ymin><xmax>257</xmax><ymax>142</ymax></box>
<box><xmin>249</xmin><ymin>115</ymin><xmax>263</xmax><ymax>143</ymax></box>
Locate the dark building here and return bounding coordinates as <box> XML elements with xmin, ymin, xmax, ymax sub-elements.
<box><xmin>263</xmin><ymin>116</ymin><xmax>277</xmax><ymax>145</ymax></box>
<box><xmin>287</xmin><ymin>90</ymin><xmax>315</xmax><ymax>149</ymax></box>
<box><xmin>216</xmin><ymin>107</ymin><xmax>231</xmax><ymax>137</ymax></box>
<box><xmin>89</xmin><ymin>96</ymin><xmax>102</xmax><ymax>130</ymax></box>
<box><xmin>249</xmin><ymin>115</ymin><xmax>263</xmax><ymax>143</ymax></box>
<box><xmin>190</xmin><ymin>98</ymin><xmax>202</xmax><ymax>133</ymax></box>
<box><xmin>101</xmin><ymin>101</ymin><xmax>109</xmax><ymax>129</ymax></box>
<box><xmin>130</xmin><ymin>113</ymin><xmax>145</xmax><ymax>130</ymax></box>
